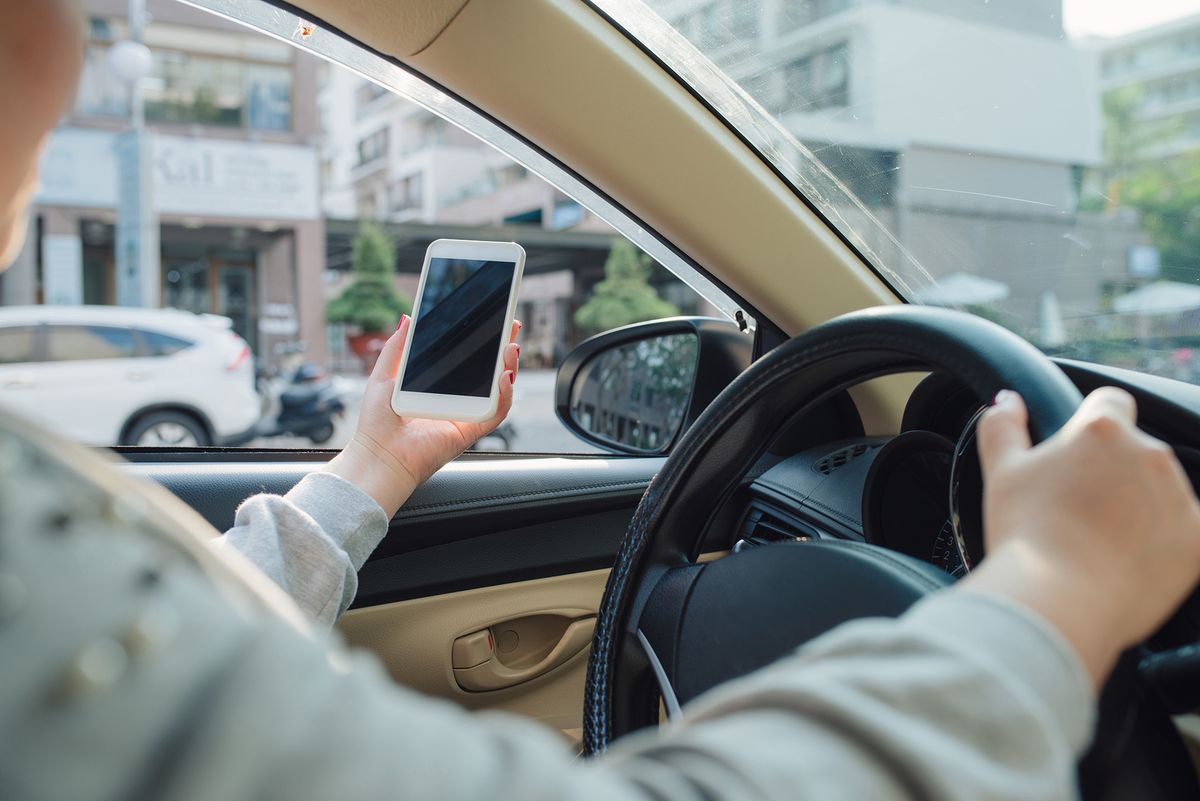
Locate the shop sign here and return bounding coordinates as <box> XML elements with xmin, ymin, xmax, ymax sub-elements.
<box><xmin>154</xmin><ymin>137</ymin><xmax>319</xmax><ymax>220</ymax></box>
<box><xmin>260</xmin><ymin>302</ymin><xmax>299</xmax><ymax>335</ymax></box>
<box><xmin>37</xmin><ymin>129</ymin><xmax>319</xmax><ymax>221</ymax></box>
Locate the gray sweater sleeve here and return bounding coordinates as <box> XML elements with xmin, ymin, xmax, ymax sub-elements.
<box><xmin>143</xmin><ymin>590</ymin><xmax>1091</xmax><ymax>801</ymax></box>
<box><xmin>216</xmin><ymin>471</ymin><xmax>390</xmax><ymax>628</ymax></box>
<box><xmin>2</xmin><ymin>445</ymin><xmax>1099</xmax><ymax>801</ymax></box>
<box><xmin>207</xmin><ymin>474</ymin><xmax>1096</xmax><ymax>800</ymax></box>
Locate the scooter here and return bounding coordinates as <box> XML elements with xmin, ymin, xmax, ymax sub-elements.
<box><xmin>257</xmin><ymin>363</ymin><xmax>345</xmax><ymax>445</ymax></box>
<box><xmin>475</xmin><ymin>421</ymin><xmax>517</xmax><ymax>451</ymax></box>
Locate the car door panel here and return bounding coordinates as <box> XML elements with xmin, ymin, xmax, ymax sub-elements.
<box><xmin>124</xmin><ymin>455</ymin><xmax>659</xmax><ymax>541</ymax></box>
<box><xmin>121</xmin><ymin>454</ymin><xmax>664</xmax><ymax>740</ymax></box>
<box><xmin>338</xmin><ymin>567</ymin><xmax>610</xmax><ymax>744</ymax></box>
<box><xmin>127</xmin><ymin>455</ymin><xmax>655</xmax><ymax>608</ymax></box>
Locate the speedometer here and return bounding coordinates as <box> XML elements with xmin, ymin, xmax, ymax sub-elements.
<box><xmin>862</xmin><ymin>430</ymin><xmax>958</xmax><ymax>574</ymax></box>
<box><xmin>930</xmin><ymin>518</ymin><xmax>968</xmax><ymax>578</ymax></box>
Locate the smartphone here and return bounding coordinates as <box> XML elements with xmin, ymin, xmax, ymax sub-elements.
<box><xmin>390</xmin><ymin>239</ymin><xmax>525</xmax><ymax>422</ymax></box>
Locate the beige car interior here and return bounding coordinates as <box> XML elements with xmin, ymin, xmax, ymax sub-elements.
<box><xmin>296</xmin><ymin>0</ymin><xmax>971</xmax><ymax>742</ymax></box>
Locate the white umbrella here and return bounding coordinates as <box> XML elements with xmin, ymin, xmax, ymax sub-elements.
<box><xmin>1114</xmin><ymin>281</ymin><xmax>1200</xmax><ymax>316</ymax></box>
<box><xmin>1038</xmin><ymin>291</ymin><xmax>1067</xmax><ymax>348</ymax></box>
<box><xmin>914</xmin><ymin>272</ymin><xmax>1010</xmax><ymax>307</ymax></box>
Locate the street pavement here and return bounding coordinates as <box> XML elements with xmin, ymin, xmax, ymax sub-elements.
<box><xmin>248</xmin><ymin>369</ymin><xmax>602</xmax><ymax>454</ymax></box>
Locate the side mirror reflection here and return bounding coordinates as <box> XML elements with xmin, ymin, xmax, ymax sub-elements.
<box><xmin>568</xmin><ymin>333</ymin><xmax>699</xmax><ymax>453</ymax></box>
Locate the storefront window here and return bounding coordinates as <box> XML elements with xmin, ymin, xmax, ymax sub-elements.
<box><xmin>162</xmin><ymin>244</ymin><xmax>260</xmax><ymax>351</ymax></box>
<box><xmin>357</xmin><ymin>128</ymin><xmax>390</xmax><ymax>166</ymax></box>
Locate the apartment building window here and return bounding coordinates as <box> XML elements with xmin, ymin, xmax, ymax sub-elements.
<box><xmin>77</xmin><ymin>47</ymin><xmax>132</xmax><ymax>118</ymax></box>
<box><xmin>356</xmin><ymin>128</ymin><xmax>389</xmax><ymax>166</ymax></box>
<box><xmin>1186</xmin><ymin>111</ymin><xmax>1200</xmax><ymax>143</ymax></box>
<box><xmin>779</xmin><ymin>0</ymin><xmax>856</xmax><ymax>29</ymax></box>
<box><xmin>76</xmin><ymin>19</ymin><xmax>294</xmax><ymax>130</ymax></box>
<box><xmin>146</xmin><ymin>51</ymin><xmax>244</xmax><ymax>126</ymax></box>
<box><xmin>418</xmin><ymin>117</ymin><xmax>448</xmax><ymax>148</ymax></box>
<box><xmin>494</xmin><ymin>164</ymin><xmax>529</xmax><ymax>187</ymax></box>
<box><xmin>390</xmin><ymin>173</ymin><xmax>424</xmax><ymax>212</ymax></box>
<box><xmin>143</xmin><ymin>52</ymin><xmax>292</xmax><ymax>130</ymax></box>
<box><xmin>75</xmin><ymin>18</ymin><xmax>130</xmax><ymax>119</ymax></box>
<box><xmin>695</xmin><ymin>1</ymin><xmax>757</xmax><ymax>49</ymax></box>
<box><xmin>783</xmin><ymin>41</ymin><xmax>849</xmax><ymax>112</ymax></box>
<box><xmin>1143</xmin><ymin>75</ymin><xmax>1200</xmax><ymax>109</ymax></box>
<box><xmin>1103</xmin><ymin>50</ymin><xmax>1137</xmax><ymax>79</ymax></box>
<box><xmin>355</xmin><ymin>80</ymin><xmax>389</xmax><ymax>116</ymax></box>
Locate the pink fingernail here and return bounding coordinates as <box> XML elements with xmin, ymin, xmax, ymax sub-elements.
<box><xmin>515</xmin><ymin>343</ymin><xmax>521</xmax><ymax>358</ymax></box>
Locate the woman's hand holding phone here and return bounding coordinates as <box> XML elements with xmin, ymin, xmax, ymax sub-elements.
<box><xmin>323</xmin><ymin>315</ymin><xmax>521</xmax><ymax>517</ymax></box>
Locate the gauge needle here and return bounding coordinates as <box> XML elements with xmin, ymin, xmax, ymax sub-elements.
<box><xmin>637</xmin><ymin>628</ymin><xmax>684</xmax><ymax>723</ymax></box>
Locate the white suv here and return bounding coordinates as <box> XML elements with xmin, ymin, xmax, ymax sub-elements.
<box><xmin>0</xmin><ymin>306</ymin><xmax>260</xmax><ymax>447</ymax></box>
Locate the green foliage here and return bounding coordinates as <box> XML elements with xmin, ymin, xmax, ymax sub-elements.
<box><xmin>574</xmin><ymin>241</ymin><xmax>680</xmax><ymax>335</ymax></box>
<box><xmin>326</xmin><ymin>222</ymin><xmax>412</xmax><ymax>333</ymax></box>
<box><xmin>350</xmin><ymin>220</ymin><xmax>396</xmax><ymax>277</ymax></box>
<box><xmin>1087</xmin><ymin>86</ymin><xmax>1200</xmax><ymax>283</ymax></box>
<box><xmin>1122</xmin><ymin>154</ymin><xmax>1200</xmax><ymax>283</ymax></box>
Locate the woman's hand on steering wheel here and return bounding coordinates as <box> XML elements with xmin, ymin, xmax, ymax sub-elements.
<box><xmin>324</xmin><ymin>315</ymin><xmax>522</xmax><ymax>517</ymax></box>
<box><xmin>967</xmin><ymin>387</ymin><xmax>1200</xmax><ymax>688</ymax></box>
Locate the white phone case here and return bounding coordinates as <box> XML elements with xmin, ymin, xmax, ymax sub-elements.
<box><xmin>390</xmin><ymin>239</ymin><xmax>525</xmax><ymax>422</ymax></box>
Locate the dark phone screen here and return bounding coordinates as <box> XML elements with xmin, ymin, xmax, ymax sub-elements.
<box><xmin>400</xmin><ymin>257</ymin><xmax>516</xmax><ymax>397</ymax></box>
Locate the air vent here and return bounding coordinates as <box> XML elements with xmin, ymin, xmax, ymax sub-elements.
<box><xmin>736</xmin><ymin>503</ymin><xmax>822</xmax><ymax>551</ymax></box>
<box><xmin>813</xmin><ymin>443</ymin><xmax>872</xmax><ymax>475</ymax></box>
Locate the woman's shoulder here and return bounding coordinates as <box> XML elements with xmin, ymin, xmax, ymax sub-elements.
<box><xmin>0</xmin><ymin>407</ymin><xmax>307</xmax><ymax>626</ymax></box>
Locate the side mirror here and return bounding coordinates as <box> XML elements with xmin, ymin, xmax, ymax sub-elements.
<box><xmin>555</xmin><ymin>317</ymin><xmax>752</xmax><ymax>455</ymax></box>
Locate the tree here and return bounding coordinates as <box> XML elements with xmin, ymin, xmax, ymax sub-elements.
<box><xmin>574</xmin><ymin>241</ymin><xmax>680</xmax><ymax>335</ymax></box>
<box><xmin>1084</xmin><ymin>86</ymin><xmax>1200</xmax><ymax>283</ymax></box>
<box><xmin>326</xmin><ymin>222</ymin><xmax>412</xmax><ymax>333</ymax></box>
<box><xmin>1123</xmin><ymin>154</ymin><xmax>1200</xmax><ymax>283</ymax></box>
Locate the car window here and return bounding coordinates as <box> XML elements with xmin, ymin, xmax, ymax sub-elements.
<box><xmin>6</xmin><ymin>0</ymin><xmax>744</xmax><ymax>452</ymax></box>
<box><xmin>138</xmin><ymin>329</ymin><xmax>194</xmax><ymax>356</ymax></box>
<box><xmin>46</xmin><ymin>325</ymin><xmax>139</xmax><ymax>362</ymax></box>
<box><xmin>0</xmin><ymin>326</ymin><xmax>38</xmax><ymax>365</ymax></box>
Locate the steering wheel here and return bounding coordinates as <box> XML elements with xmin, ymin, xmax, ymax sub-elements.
<box><xmin>583</xmin><ymin>305</ymin><xmax>1200</xmax><ymax>799</ymax></box>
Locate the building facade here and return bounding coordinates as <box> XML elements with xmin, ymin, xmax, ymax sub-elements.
<box><xmin>1096</xmin><ymin>12</ymin><xmax>1200</xmax><ymax>162</ymax></box>
<box><xmin>2</xmin><ymin>0</ymin><xmax>327</xmax><ymax>365</ymax></box>
<box><xmin>648</xmin><ymin>0</ymin><xmax>1143</xmax><ymax>333</ymax></box>
<box><xmin>319</xmin><ymin>66</ymin><xmax>714</xmax><ymax>369</ymax></box>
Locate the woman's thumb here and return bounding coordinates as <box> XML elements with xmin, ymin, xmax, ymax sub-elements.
<box><xmin>977</xmin><ymin>390</ymin><xmax>1032</xmax><ymax>480</ymax></box>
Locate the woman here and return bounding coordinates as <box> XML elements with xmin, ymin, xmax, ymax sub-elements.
<box><xmin>3</xmin><ymin>5</ymin><xmax>1200</xmax><ymax>801</ymax></box>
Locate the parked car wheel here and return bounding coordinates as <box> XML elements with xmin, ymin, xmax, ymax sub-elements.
<box><xmin>123</xmin><ymin>411</ymin><xmax>210</xmax><ymax>448</ymax></box>
<box><xmin>307</xmin><ymin>422</ymin><xmax>336</xmax><ymax>445</ymax></box>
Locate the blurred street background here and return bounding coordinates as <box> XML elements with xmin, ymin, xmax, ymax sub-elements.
<box><xmin>1</xmin><ymin>0</ymin><xmax>1198</xmax><ymax>452</ymax></box>
<box><xmin>247</xmin><ymin>369</ymin><xmax>600</xmax><ymax>453</ymax></box>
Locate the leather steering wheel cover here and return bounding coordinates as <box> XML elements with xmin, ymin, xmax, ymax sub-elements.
<box><xmin>584</xmin><ymin>306</ymin><xmax>1084</xmax><ymax>754</ymax></box>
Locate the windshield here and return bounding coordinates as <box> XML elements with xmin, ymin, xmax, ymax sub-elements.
<box><xmin>599</xmin><ymin>0</ymin><xmax>1200</xmax><ymax>378</ymax></box>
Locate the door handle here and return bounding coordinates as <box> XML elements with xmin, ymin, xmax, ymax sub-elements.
<box><xmin>452</xmin><ymin>614</ymin><xmax>596</xmax><ymax>692</ymax></box>
<box><xmin>4</xmin><ymin>375</ymin><xmax>34</xmax><ymax>389</ymax></box>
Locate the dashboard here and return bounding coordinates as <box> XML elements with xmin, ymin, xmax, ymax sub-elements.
<box><xmin>740</xmin><ymin>358</ymin><xmax>1200</xmax><ymax>598</ymax></box>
